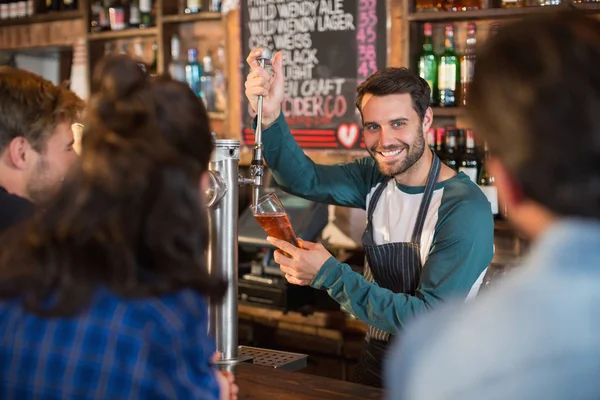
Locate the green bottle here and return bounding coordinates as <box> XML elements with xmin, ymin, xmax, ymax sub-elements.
<box><xmin>418</xmin><ymin>23</ymin><xmax>438</xmax><ymax>107</ymax></box>
<box><xmin>438</xmin><ymin>24</ymin><xmax>459</xmax><ymax>107</ymax></box>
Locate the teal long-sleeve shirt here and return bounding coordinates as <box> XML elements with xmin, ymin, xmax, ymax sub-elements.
<box><xmin>259</xmin><ymin>113</ymin><xmax>495</xmax><ymax>334</ymax></box>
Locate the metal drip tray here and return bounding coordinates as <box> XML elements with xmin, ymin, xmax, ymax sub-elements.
<box><xmin>239</xmin><ymin>345</ymin><xmax>308</xmax><ymax>371</ymax></box>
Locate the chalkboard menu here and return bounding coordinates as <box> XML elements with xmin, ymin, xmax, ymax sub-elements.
<box><xmin>241</xmin><ymin>0</ymin><xmax>387</xmax><ymax>150</ymax></box>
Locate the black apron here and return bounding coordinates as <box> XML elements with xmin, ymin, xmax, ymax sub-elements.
<box><xmin>355</xmin><ymin>155</ymin><xmax>441</xmax><ymax>388</ymax></box>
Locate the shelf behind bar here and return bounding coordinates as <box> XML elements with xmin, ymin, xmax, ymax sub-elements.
<box><xmin>87</xmin><ymin>27</ymin><xmax>158</xmax><ymax>41</ymax></box>
<box><xmin>0</xmin><ymin>10</ymin><xmax>82</xmax><ymax>27</ymax></box>
<box><xmin>161</xmin><ymin>12</ymin><xmax>222</xmax><ymax>24</ymax></box>
<box><xmin>432</xmin><ymin>107</ymin><xmax>467</xmax><ymax>117</ymax></box>
<box><xmin>407</xmin><ymin>3</ymin><xmax>600</xmax><ymax>22</ymax></box>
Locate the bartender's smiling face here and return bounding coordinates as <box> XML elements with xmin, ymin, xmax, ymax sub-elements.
<box><xmin>361</xmin><ymin>93</ymin><xmax>429</xmax><ymax>178</ymax></box>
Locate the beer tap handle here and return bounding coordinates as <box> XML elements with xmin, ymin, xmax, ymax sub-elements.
<box><xmin>251</xmin><ymin>47</ymin><xmax>274</xmax><ymax>207</ymax></box>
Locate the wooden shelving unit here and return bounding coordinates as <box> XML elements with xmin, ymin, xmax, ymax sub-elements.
<box><xmin>87</xmin><ymin>27</ymin><xmax>158</xmax><ymax>41</ymax></box>
<box><xmin>0</xmin><ymin>10</ymin><xmax>82</xmax><ymax>27</ymax></box>
<box><xmin>161</xmin><ymin>11</ymin><xmax>222</xmax><ymax>24</ymax></box>
<box><xmin>432</xmin><ymin>107</ymin><xmax>467</xmax><ymax>117</ymax></box>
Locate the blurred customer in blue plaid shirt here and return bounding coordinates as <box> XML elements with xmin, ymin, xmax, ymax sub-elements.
<box><xmin>0</xmin><ymin>55</ymin><xmax>235</xmax><ymax>399</ymax></box>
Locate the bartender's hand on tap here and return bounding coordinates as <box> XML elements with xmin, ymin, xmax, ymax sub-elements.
<box><xmin>267</xmin><ymin>237</ymin><xmax>333</xmax><ymax>286</ymax></box>
<box><xmin>245</xmin><ymin>48</ymin><xmax>285</xmax><ymax>129</ymax></box>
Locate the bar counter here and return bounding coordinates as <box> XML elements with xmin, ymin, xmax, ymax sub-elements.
<box><xmin>235</xmin><ymin>363</ymin><xmax>384</xmax><ymax>399</ymax></box>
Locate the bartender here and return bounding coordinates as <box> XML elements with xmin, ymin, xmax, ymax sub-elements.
<box><xmin>244</xmin><ymin>49</ymin><xmax>494</xmax><ymax>387</ymax></box>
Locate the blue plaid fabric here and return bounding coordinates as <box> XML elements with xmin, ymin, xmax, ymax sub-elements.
<box><xmin>0</xmin><ymin>287</ymin><xmax>220</xmax><ymax>400</ymax></box>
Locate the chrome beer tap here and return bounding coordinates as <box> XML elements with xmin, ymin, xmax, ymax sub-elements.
<box><xmin>249</xmin><ymin>47</ymin><xmax>273</xmax><ymax>208</ymax></box>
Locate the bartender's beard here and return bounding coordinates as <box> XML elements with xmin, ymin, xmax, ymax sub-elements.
<box><xmin>367</xmin><ymin>126</ymin><xmax>426</xmax><ymax>178</ymax></box>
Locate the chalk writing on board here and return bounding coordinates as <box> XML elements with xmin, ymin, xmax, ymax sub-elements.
<box><xmin>242</xmin><ymin>0</ymin><xmax>387</xmax><ymax>149</ymax></box>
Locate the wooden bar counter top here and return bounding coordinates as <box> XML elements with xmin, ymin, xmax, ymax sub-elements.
<box><xmin>234</xmin><ymin>363</ymin><xmax>384</xmax><ymax>399</ymax></box>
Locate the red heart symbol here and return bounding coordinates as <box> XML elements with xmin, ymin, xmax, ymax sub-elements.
<box><xmin>337</xmin><ymin>123</ymin><xmax>359</xmax><ymax>149</ymax></box>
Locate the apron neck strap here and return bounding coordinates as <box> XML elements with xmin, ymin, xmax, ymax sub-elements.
<box><xmin>411</xmin><ymin>153</ymin><xmax>442</xmax><ymax>243</ymax></box>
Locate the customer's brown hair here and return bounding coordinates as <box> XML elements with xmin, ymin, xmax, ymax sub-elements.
<box><xmin>0</xmin><ymin>56</ymin><xmax>224</xmax><ymax>316</ymax></box>
<box><xmin>469</xmin><ymin>11</ymin><xmax>600</xmax><ymax>218</ymax></box>
<box><xmin>0</xmin><ymin>67</ymin><xmax>85</xmax><ymax>152</ymax></box>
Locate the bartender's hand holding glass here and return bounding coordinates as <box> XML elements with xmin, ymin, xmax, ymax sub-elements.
<box><xmin>267</xmin><ymin>237</ymin><xmax>333</xmax><ymax>286</ymax></box>
<box><xmin>245</xmin><ymin>48</ymin><xmax>285</xmax><ymax>128</ymax></box>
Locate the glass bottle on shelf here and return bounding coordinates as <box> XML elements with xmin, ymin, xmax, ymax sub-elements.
<box><xmin>185</xmin><ymin>0</ymin><xmax>200</xmax><ymax>14</ymax></box>
<box><xmin>214</xmin><ymin>43</ymin><xmax>227</xmax><ymax>112</ymax></box>
<box><xmin>91</xmin><ymin>0</ymin><xmax>110</xmax><ymax>31</ymax></box>
<box><xmin>109</xmin><ymin>0</ymin><xmax>127</xmax><ymax>31</ymax></box>
<box><xmin>129</xmin><ymin>0</ymin><xmax>140</xmax><ymax>28</ymax></box>
<box><xmin>438</xmin><ymin>24</ymin><xmax>458</xmax><ymax>108</ymax></box>
<box><xmin>0</xmin><ymin>0</ymin><xmax>8</xmax><ymax>20</ymax></box>
<box><xmin>442</xmin><ymin>127</ymin><xmax>458</xmax><ymax>171</ymax></box>
<box><xmin>134</xmin><ymin>41</ymin><xmax>147</xmax><ymax>73</ymax></box>
<box><xmin>168</xmin><ymin>34</ymin><xmax>187</xmax><ymax>82</ymax></box>
<box><xmin>139</xmin><ymin>0</ymin><xmax>152</xmax><ymax>27</ymax></box>
<box><xmin>185</xmin><ymin>48</ymin><xmax>203</xmax><ymax>98</ymax></box>
<box><xmin>435</xmin><ymin>127</ymin><xmax>445</xmax><ymax>159</ymax></box>
<box><xmin>149</xmin><ymin>41</ymin><xmax>158</xmax><ymax>76</ymax></box>
<box><xmin>208</xmin><ymin>0</ymin><xmax>221</xmax><ymax>11</ymax></box>
<box><xmin>16</xmin><ymin>0</ymin><xmax>25</xmax><ymax>18</ymax></box>
<box><xmin>459</xmin><ymin>129</ymin><xmax>479</xmax><ymax>182</ymax></box>
<box><xmin>418</xmin><ymin>23</ymin><xmax>437</xmax><ymax>107</ymax></box>
<box><xmin>61</xmin><ymin>0</ymin><xmax>77</xmax><ymax>11</ymax></box>
<box><xmin>45</xmin><ymin>0</ymin><xmax>60</xmax><ymax>13</ymax></box>
<box><xmin>202</xmin><ymin>51</ymin><xmax>216</xmax><ymax>112</ymax></box>
<box><xmin>460</xmin><ymin>22</ymin><xmax>476</xmax><ymax>107</ymax></box>
<box><xmin>478</xmin><ymin>141</ymin><xmax>499</xmax><ymax>217</ymax></box>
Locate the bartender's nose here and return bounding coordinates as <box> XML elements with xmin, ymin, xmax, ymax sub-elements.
<box><xmin>379</xmin><ymin>127</ymin><xmax>395</xmax><ymax>147</ymax></box>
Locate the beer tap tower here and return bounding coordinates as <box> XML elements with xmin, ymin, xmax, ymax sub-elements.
<box><xmin>206</xmin><ymin>48</ymin><xmax>273</xmax><ymax>365</ymax></box>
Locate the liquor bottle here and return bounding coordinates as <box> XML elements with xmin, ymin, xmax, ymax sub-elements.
<box><xmin>129</xmin><ymin>0</ymin><xmax>140</xmax><ymax>27</ymax></box>
<box><xmin>45</xmin><ymin>0</ymin><xmax>60</xmax><ymax>12</ymax></box>
<box><xmin>168</xmin><ymin>34</ymin><xmax>187</xmax><ymax>82</ymax></box>
<box><xmin>134</xmin><ymin>42</ymin><xmax>147</xmax><ymax>73</ymax></box>
<box><xmin>478</xmin><ymin>142</ymin><xmax>499</xmax><ymax>217</ymax></box>
<box><xmin>435</xmin><ymin>127</ymin><xmax>445</xmax><ymax>158</ymax></box>
<box><xmin>184</xmin><ymin>0</ymin><xmax>200</xmax><ymax>14</ymax></box>
<box><xmin>148</xmin><ymin>41</ymin><xmax>158</xmax><ymax>76</ymax></box>
<box><xmin>214</xmin><ymin>44</ymin><xmax>227</xmax><ymax>112</ymax></box>
<box><xmin>426</xmin><ymin>127</ymin><xmax>436</xmax><ymax>153</ymax></box>
<box><xmin>201</xmin><ymin>51</ymin><xmax>216</xmax><ymax>112</ymax></box>
<box><xmin>442</xmin><ymin>127</ymin><xmax>458</xmax><ymax>171</ymax></box>
<box><xmin>17</xmin><ymin>0</ymin><xmax>25</xmax><ymax>18</ymax></box>
<box><xmin>208</xmin><ymin>0</ymin><xmax>221</xmax><ymax>11</ymax></box>
<box><xmin>62</xmin><ymin>0</ymin><xmax>77</xmax><ymax>11</ymax></box>
<box><xmin>459</xmin><ymin>129</ymin><xmax>479</xmax><ymax>182</ymax></box>
<box><xmin>9</xmin><ymin>0</ymin><xmax>19</xmax><ymax>18</ymax></box>
<box><xmin>438</xmin><ymin>25</ymin><xmax>458</xmax><ymax>108</ymax></box>
<box><xmin>418</xmin><ymin>23</ymin><xmax>437</xmax><ymax>107</ymax></box>
<box><xmin>460</xmin><ymin>23</ymin><xmax>476</xmax><ymax>106</ymax></box>
<box><xmin>109</xmin><ymin>0</ymin><xmax>126</xmax><ymax>31</ymax></box>
<box><xmin>185</xmin><ymin>48</ymin><xmax>203</xmax><ymax>97</ymax></box>
<box><xmin>139</xmin><ymin>0</ymin><xmax>152</xmax><ymax>27</ymax></box>
<box><xmin>0</xmin><ymin>0</ymin><xmax>8</xmax><ymax>20</ymax></box>
<box><xmin>26</xmin><ymin>0</ymin><xmax>33</xmax><ymax>16</ymax></box>
<box><xmin>501</xmin><ymin>0</ymin><xmax>523</xmax><ymax>7</ymax></box>
<box><xmin>91</xmin><ymin>0</ymin><xmax>110</xmax><ymax>32</ymax></box>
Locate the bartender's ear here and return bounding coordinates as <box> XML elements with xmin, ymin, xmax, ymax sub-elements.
<box><xmin>422</xmin><ymin>107</ymin><xmax>433</xmax><ymax>135</ymax></box>
<box><xmin>7</xmin><ymin>137</ymin><xmax>32</xmax><ymax>169</ymax></box>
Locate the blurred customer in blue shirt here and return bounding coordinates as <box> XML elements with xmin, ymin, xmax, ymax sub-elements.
<box><xmin>0</xmin><ymin>55</ymin><xmax>233</xmax><ymax>400</ymax></box>
<box><xmin>385</xmin><ymin>11</ymin><xmax>600</xmax><ymax>400</ymax></box>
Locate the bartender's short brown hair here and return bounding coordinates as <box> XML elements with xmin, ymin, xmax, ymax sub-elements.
<box><xmin>470</xmin><ymin>11</ymin><xmax>600</xmax><ymax>219</ymax></box>
<box><xmin>0</xmin><ymin>67</ymin><xmax>85</xmax><ymax>153</ymax></box>
<box><xmin>356</xmin><ymin>67</ymin><xmax>431</xmax><ymax>122</ymax></box>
